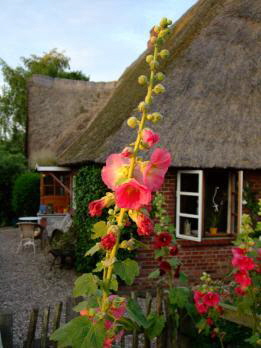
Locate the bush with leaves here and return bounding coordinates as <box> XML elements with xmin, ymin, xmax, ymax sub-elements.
<box><xmin>12</xmin><ymin>172</ymin><xmax>40</xmax><ymax>217</ymax></box>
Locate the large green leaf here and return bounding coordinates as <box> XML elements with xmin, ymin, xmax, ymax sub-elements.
<box><xmin>114</xmin><ymin>259</ymin><xmax>139</xmax><ymax>285</ymax></box>
<box><xmin>73</xmin><ymin>273</ymin><xmax>98</xmax><ymax>297</ymax></box>
<box><xmin>73</xmin><ymin>297</ymin><xmax>99</xmax><ymax>312</ymax></box>
<box><xmin>148</xmin><ymin>269</ymin><xmax>160</xmax><ymax>279</ymax></box>
<box><xmin>91</xmin><ymin>221</ymin><xmax>108</xmax><ymax>239</ymax></box>
<box><xmin>169</xmin><ymin>287</ymin><xmax>190</xmax><ymax>309</ymax></box>
<box><xmin>81</xmin><ymin>320</ymin><xmax>106</xmax><ymax>348</ymax></box>
<box><xmin>50</xmin><ymin>316</ymin><xmax>91</xmax><ymax>347</ymax></box>
<box><xmin>109</xmin><ymin>275</ymin><xmax>118</xmax><ymax>291</ymax></box>
<box><xmin>146</xmin><ymin>313</ymin><xmax>166</xmax><ymax>339</ymax></box>
<box><xmin>127</xmin><ymin>299</ymin><xmax>150</xmax><ymax>329</ymax></box>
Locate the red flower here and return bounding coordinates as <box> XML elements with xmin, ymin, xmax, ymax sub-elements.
<box><xmin>234</xmin><ymin>286</ymin><xmax>246</xmax><ymax>296</ymax></box>
<box><xmin>115</xmin><ymin>179</ymin><xmax>151</xmax><ymax>210</ymax></box>
<box><xmin>136</xmin><ymin>214</ymin><xmax>154</xmax><ymax>236</ymax></box>
<box><xmin>232</xmin><ymin>254</ymin><xmax>256</xmax><ymax>272</ymax></box>
<box><xmin>195</xmin><ymin>302</ymin><xmax>208</xmax><ymax>314</ymax></box>
<box><xmin>100</xmin><ymin>232</ymin><xmax>116</xmax><ymax>250</ymax></box>
<box><xmin>234</xmin><ymin>271</ymin><xmax>252</xmax><ymax>288</ymax></box>
<box><xmin>232</xmin><ymin>247</ymin><xmax>246</xmax><ymax>258</ymax></box>
<box><xmin>204</xmin><ymin>292</ymin><xmax>220</xmax><ymax>307</ymax></box>
<box><xmin>154</xmin><ymin>232</ymin><xmax>172</xmax><ymax>249</ymax></box>
<box><xmin>142</xmin><ymin>128</ymin><xmax>160</xmax><ymax>148</ymax></box>
<box><xmin>169</xmin><ymin>245</ymin><xmax>178</xmax><ymax>256</ymax></box>
<box><xmin>159</xmin><ymin>261</ymin><xmax>171</xmax><ymax>274</ymax></box>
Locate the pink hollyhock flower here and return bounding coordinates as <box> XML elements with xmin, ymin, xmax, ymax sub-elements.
<box><xmin>136</xmin><ymin>214</ymin><xmax>154</xmax><ymax>236</ymax></box>
<box><xmin>234</xmin><ymin>271</ymin><xmax>252</xmax><ymax>288</ymax></box>
<box><xmin>101</xmin><ymin>153</ymin><xmax>130</xmax><ymax>190</ymax></box>
<box><xmin>194</xmin><ymin>290</ymin><xmax>205</xmax><ymax>303</ymax></box>
<box><xmin>143</xmin><ymin>148</ymin><xmax>171</xmax><ymax>191</ymax></box>
<box><xmin>103</xmin><ymin>338</ymin><xmax>113</xmax><ymax>348</ymax></box>
<box><xmin>110</xmin><ymin>303</ymin><xmax>126</xmax><ymax>319</ymax></box>
<box><xmin>169</xmin><ymin>245</ymin><xmax>178</xmax><ymax>256</ymax></box>
<box><xmin>105</xmin><ymin>320</ymin><xmax>113</xmax><ymax>330</ymax></box>
<box><xmin>232</xmin><ymin>247</ymin><xmax>246</xmax><ymax>258</ymax></box>
<box><xmin>115</xmin><ymin>179</ymin><xmax>151</xmax><ymax>210</ymax></box>
<box><xmin>232</xmin><ymin>255</ymin><xmax>256</xmax><ymax>272</ymax></box>
<box><xmin>142</xmin><ymin>128</ymin><xmax>160</xmax><ymax>148</ymax></box>
<box><xmin>234</xmin><ymin>286</ymin><xmax>246</xmax><ymax>296</ymax></box>
<box><xmin>154</xmin><ymin>232</ymin><xmax>172</xmax><ymax>249</ymax></box>
<box><xmin>204</xmin><ymin>292</ymin><xmax>220</xmax><ymax>307</ymax></box>
<box><xmin>195</xmin><ymin>302</ymin><xmax>208</xmax><ymax>315</ymax></box>
<box><xmin>100</xmin><ymin>232</ymin><xmax>116</xmax><ymax>250</ymax></box>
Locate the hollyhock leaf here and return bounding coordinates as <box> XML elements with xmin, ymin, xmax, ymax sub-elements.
<box><xmin>146</xmin><ymin>313</ymin><xmax>165</xmax><ymax>339</ymax></box>
<box><xmin>132</xmin><ymin>238</ymin><xmax>148</xmax><ymax>249</ymax></box>
<box><xmin>169</xmin><ymin>258</ymin><xmax>181</xmax><ymax>268</ymax></box>
<box><xmin>50</xmin><ymin>316</ymin><xmax>91</xmax><ymax>347</ymax></box>
<box><xmin>73</xmin><ymin>274</ymin><xmax>98</xmax><ymax>297</ymax></box>
<box><xmin>127</xmin><ymin>299</ymin><xmax>150</xmax><ymax>329</ymax></box>
<box><xmin>169</xmin><ymin>287</ymin><xmax>190</xmax><ymax>309</ymax></box>
<box><xmin>85</xmin><ymin>243</ymin><xmax>101</xmax><ymax>256</ymax></box>
<box><xmin>154</xmin><ymin>248</ymin><xmax>168</xmax><ymax>258</ymax></box>
<box><xmin>93</xmin><ymin>262</ymin><xmax>104</xmax><ymax>273</ymax></box>
<box><xmin>148</xmin><ymin>269</ymin><xmax>160</xmax><ymax>279</ymax></box>
<box><xmin>81</xmin><ymin>320</ymin><xmax>106</xmax><ymax>348</ymax></box>
<box><xmin>114</xmin><ymin>259</ymin><xmax>140</xmax><ymax>285</ymax></box>
<box><xmin>73</xmin><ymin>298</ymin><xmax>99</xmax><ymax>312</ymax></box>
<box><xmin>109</xmin><ymin>275</ymin><xmax>119</xmax><ymax>291</ymax></box>
<box><xmin>179</xmin><ymin>272</ymin><xmax>188</xmax><ymax>285</ymax></box>
<box><xmin>91</xmin><ymin>221</ymin><xmax>108</xmax><ymax>239</ymax></box>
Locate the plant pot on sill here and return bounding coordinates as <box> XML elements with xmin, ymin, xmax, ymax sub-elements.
<box><xmin>210</xmin><ymin>227</ymin><xmax>218</xmax><ymax>236</ymax></box>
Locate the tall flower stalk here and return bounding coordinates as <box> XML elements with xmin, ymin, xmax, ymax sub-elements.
<box><xmin>51</xmin><ymin>17</ymin><xmax>173</xmax><ymax>348</ymax></box>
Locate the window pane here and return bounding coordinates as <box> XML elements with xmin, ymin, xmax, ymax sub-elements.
<box><xmin>180</xmin><ymin>195</ymin><xmax>199</xmax><ymax>215</ymax></box>
<box><xmin>204</xmin><ymin>171</ymin><xmax>228</xmax><ymax>234</ymax></box>
<box><xmin>180</xmin><ymin>173</ymin><xmax>199</xmax><ymax>192</ymax></box>
<box><xmin>44</xmin><ymin>175</ymin><xmax>53</xmax><ymax>185</ymax></box>
<box><xmin>179</xmin><ymin>216</ymin><xmax>199</xmax><ymax>238</ymax></box>
<box><xmin>44</xmin><ymin>186</ymin><xmax>54</xmax><ymax>195</ymax></box>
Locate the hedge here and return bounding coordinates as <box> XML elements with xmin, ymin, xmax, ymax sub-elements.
<box><xmin>74</xmin><ymin>164</ymin><xmax>135</xmax><ymax>273</ymax></box>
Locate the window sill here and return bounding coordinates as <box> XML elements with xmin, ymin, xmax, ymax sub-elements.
<box><xmin>177</xmin><ymin>236</ymin><xmax>235</xmax><ymax>247</ymax></box>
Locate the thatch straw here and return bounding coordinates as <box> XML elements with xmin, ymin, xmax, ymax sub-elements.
<box><xmin>59</xmin><ymin>0</ymin><xmax>261</xmax><ymax>169</ymax></box>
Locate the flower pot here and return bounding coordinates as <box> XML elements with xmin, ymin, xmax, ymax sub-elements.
<box><xmin>210</xmin><ymin>227</ymin><xmax>218</xmax><ymax>235</ymax></box>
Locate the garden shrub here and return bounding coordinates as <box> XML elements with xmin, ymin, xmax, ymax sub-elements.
<box><xmin>74</xmin><ymin>164</ymin><xmax>135</xmax><ymax>273</ymax></box>
<box><xmin>12</xmin><ymin>172</ymin><xmax>40</xmax><ymax>217</ymax></box>
<box><xmin>0</xmin><ymin>148</ymin><xmax>26</xmax><ymax>225</ymax></box>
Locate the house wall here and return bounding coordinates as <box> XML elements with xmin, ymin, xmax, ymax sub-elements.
<box><xmin>126</xmin><ymin>168</ymin><xmax>261</xmax><ymax>290</ymax></box>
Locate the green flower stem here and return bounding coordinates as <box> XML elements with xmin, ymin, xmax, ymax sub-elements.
<box><xmin>101</xmin><ymin>44</ymin><xmax>159</xmax><ymax>311</ymax></box>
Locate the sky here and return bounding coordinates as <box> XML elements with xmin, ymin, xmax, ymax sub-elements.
<box><xmin>0</xmin><ymin>0</ymin><xmax>197</xmax><ymax>86</ymax></box>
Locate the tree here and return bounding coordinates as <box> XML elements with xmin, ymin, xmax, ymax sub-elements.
<box><xmin>0</xmin><ymin>49</ymin><xmax>89</xmax><ymax>151</ymax></box>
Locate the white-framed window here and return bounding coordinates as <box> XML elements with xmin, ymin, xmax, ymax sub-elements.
<box><xmin>176</xmin><ymin>170</ymin><xmax>243</xmax><ymax>242</ymax></box>
<box><xmin>176</xmin><ymin>170</ymin><xmax>203</xmax><ymax>242</ymax></box>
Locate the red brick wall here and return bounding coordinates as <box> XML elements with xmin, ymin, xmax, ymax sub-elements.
<box><xmin>121</xmin><ymin>169</ymin><xmax>261</xmax><ymax>291</ymax></box>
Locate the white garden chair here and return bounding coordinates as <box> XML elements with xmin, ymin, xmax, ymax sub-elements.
<box><xmin>16</xmin><ymin>222</ymin><xmax>39</xmax><ymax>255</ymax></box>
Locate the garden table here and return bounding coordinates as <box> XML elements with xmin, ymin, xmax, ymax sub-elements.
<box><xmin>18</xmin><ymin>216</ymin><xmax>39</xmax><ymax>222</ymax></box>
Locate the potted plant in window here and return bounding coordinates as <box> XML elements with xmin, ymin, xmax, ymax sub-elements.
<box><xmin>209</xmin><ymin>186</ymin><xmax>223</xmax><ymax>235</ymax></box>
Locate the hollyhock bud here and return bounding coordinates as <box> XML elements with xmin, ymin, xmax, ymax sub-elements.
<box><xmin>149</xmin><ymin>60</ymin><xmax>159</xmax><ymax>70</ymax></box>
<box><xmin>160</xmin><ymin>17</ymin><xmax>168</xmax><ymax>28</ymax></box>
<box><xmin>169</xmin><ymin>245</ymin><xmax>178</xmax><ymax>256</ymax></box>
<box><xmin>151</xmin><ymin>112</ymin><xmax>163</xmax><ymax>123</ymax></box>
<box><xmin>155</xmin><ymin>72</ymin><xmax>165</xmax><ymax>81</ymax></box>
<box><xmin>115</xmin><ymin>179</ymin><xmax>151</xmax><ymax>210</ymax></box>
<box><xmin>146</xmin><ymin>113</ymin><xmax>153</xmax><ymax>121</ymax></box>
<box><xmin>127</xmin><ymin>116</ymin><xmax>138</xmax><ymax>128</ymax></box>
<box><xmin>121</xmin><ymin>147</ymin><xmax>133</xmax><ymax>158</ymax></box>
<box><xmin>100</xmin><ymin>232</ymin><xmax>116</xmax><ymax>250</ymax></box>
<box><xmin>88</xmin><ymin>193</ymin><xmax>114</xmax><ymax>217</ymax></box>
<box><xmin>141</xmin><ymin>128</ymin><xmax>160</xmax><ymax>148</ymax></box>
<box><xmin>159</xmin><ymin>49</ymin><xmax>170</xmax><ymax>59</ymax></box>
<box><xmin>146</xmin><ymin>55</ymin><xmax>153</xmax><ymax>64</ymax></box>
<box><xmin>154</xmin><ymin>84</ymin><xmax>165</xmax><ymax>94</ymax></box>
<box><xmin>154</xmin><ymin>232</ymin><xmax>172</xmax><ymax>249</ymax></box>
<box><xmin>137</xmin><ymin>214</ymin><xmax>154</xmax><ymax>236</ymax></box>
<box><xmin>138</xmin><ymin>75</ymin><xmax>148</xmax><ymax>85</ymax></box>
<box><xmin>138</xmin><ymin>101</ymin><xmax>148</xmax><ymax>112</ymax></box>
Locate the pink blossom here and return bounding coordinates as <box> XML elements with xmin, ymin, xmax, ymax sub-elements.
<box><xmin>203</xmin><ymin>292</ymin><xmax>220</xmax><ymax>307</ymax></box>
<box><xmin>103</xmin><ymin>338</ymin><xmax>113</xmax><ymax>348</ymax></box>
<box><xmin>88</xmin><ymin>199</ymin><xmax>106</xmax><ymax>217</ymax></box>
<box><xmin>234</xmin><ymin>271</ymin><xmax>252</xmax><ymax>288</ymax></box>
<box><xmin>232</xmin><ymin>247</ymin><xmax>246</xmax><ymax>258</ymax></box>
<box><xmin>232</xmin><ymin>255</ymin><xmax>256</xmax><ymax>272</ymax></box>
<box><xmin>142</xmin><ymin>128</ymin><xmax>160</xmax><ymax>148</ymax></box>
<box><xmin>105</xmin><ymin>320</ymin><xmax>113</xmax><ymax>330</ymax></box>
<box><xmin>101</xmin><ymin>153</ymin><xmax>130</xmax><ymax>190</ymax></box>
<box><xmin>110</xmin><ymin>303</ymin><xmax>126</xmax><ymax>319</ymax></box>
<box><xmin>115</xmin><ymin>179</ymin><xmax>151</xmax><ymax>210</ymax></box>
<box><xmin>195</xmin><ymin>302</ymin><xmax>208</xmax><ymax>314</ymax></box>
<box><xmin>234</xmin><ymin>286</ymin><xmax>246</xmax><ymax>296</ymax></box>
<box><xmin>143</xmin><ymin>148</ymin><xmax>171</xmax><ymax>191</ymax></box>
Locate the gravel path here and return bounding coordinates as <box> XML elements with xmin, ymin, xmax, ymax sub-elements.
<box><xmin>0</xmin><ymin>227</ymin><xmax>77</xmax><ymax>347</ymax></box>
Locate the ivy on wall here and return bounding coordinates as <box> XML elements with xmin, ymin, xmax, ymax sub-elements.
<box><xmin>74</xmin><ymin>164</ymin><xmax>135</xmax><ymax>273</ymax></box>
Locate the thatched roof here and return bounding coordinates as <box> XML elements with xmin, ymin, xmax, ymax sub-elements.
<box><xmin>60</xmin><ymin>0</ymin><xmax>261</xmax><ymax>169</ymax></box>
<box><xmin>27</xmin><ymin>75</ymin><xmax>116</xmax><ymax>167</ymax></box>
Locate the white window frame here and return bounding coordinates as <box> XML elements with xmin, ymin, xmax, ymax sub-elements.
<box><xmin>176</xmin><ymin>170</ymin><xmax>203</xmax><ymax>242</ymax></box>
